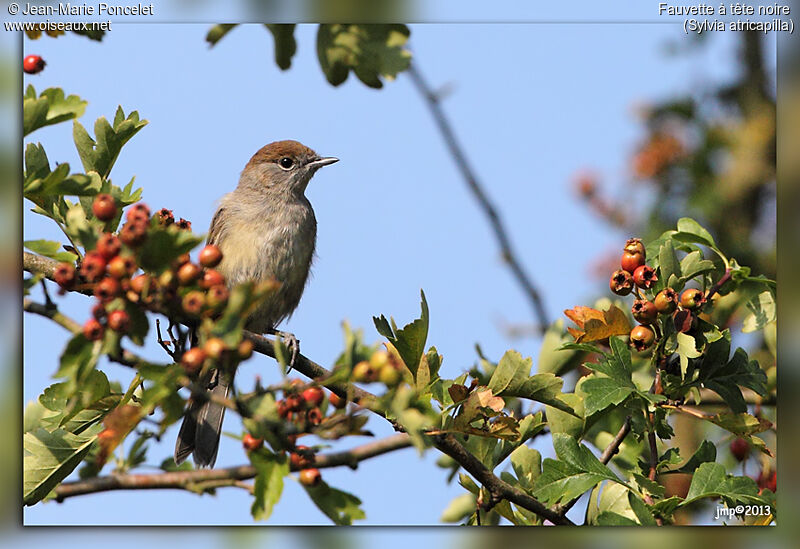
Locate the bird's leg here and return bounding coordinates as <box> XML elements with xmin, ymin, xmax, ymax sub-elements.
<box><xmin>268</xmin><ymin>328</ymin><xmax>300</xmax><ymax>372</ymax></box>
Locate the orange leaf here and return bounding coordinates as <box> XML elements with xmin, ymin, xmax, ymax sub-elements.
<box><xmin>95</xmin><ymin>405</ymin><xmax>142</xmax><ymax>466</ymax></box>
<box><xmin>565</xmin><ymin>304</ymin><xmax>631</xmax><ymax>343</ymax></box>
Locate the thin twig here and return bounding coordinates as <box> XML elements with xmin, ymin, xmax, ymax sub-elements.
<box><xmin>53</xmin><ymin>433</ymin><xmax>412</xmax><ymax>501</ymax></box>
<box><xmin>407</xmin><ymin>63</ymin><xmax>550</xmax><ymax>334</ymax></box>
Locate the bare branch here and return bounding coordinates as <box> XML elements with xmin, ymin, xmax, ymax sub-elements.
<box><xmin>407</xmin><ymin>63</ymin><xmax>550</xmax><ymax>334</ymax></box>
<box><xmin>53</xmin><ymin>434</ymin><xmax>412</xmax><ymax>501</ymax></box>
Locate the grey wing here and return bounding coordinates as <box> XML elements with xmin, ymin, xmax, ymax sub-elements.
<box><xmin>207</xmin><ymin>207</ymin><xmax>225</xmax><ymax>246</ymax></box>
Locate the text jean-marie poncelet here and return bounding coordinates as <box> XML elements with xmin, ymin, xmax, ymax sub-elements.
<box><xmin>21</xmin><ymin>2</ymin><xmax>154</xmax><ymax>16</ymax></box>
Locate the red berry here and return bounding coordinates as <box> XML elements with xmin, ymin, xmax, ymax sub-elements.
<box><xmin>107</xmin><ymin>310</ymin><xmax>130</xmax><ymax>333</ymax></box>
<box><xmin>176</xmin><ymin>262</ymin><xmax>202</xmax><ymax>286</ymax></box>
<box><xmin>729</xmin><ymin>438</ymin><xmax>750</xmax><ymax>462</ymax></box>
<box><xmin>107</xmin><ymin>255</ymin><xmax>137</xmax><ymax>279</ymax></box>
<box><xmin>621</xmin><ymin>252</ymin><xmax>645</xmax><ymax>274</ymax></box>
<box><xmin>181</xmin><ymin>290</ymin><xmax>206</xmax><ymax>316</ymax></box>
<box><xmin>306</xmin><ymin>407</ymin><xmax>323</xmax><ymax>426</ymax></box>
<box><xmin>630</xmin><ymin>325</ymin><xmax>655</xmax><ymax>352</ymax></box>
<box><xmin>285</xmin><ymin>394</ymin><xmax>304</xmax><ymax>412</ymax></box>
<box><xmin>654</xmin><ymin>288</ymin><xmax>678</xmax><ymax>314</ymax></box>
<box><xmin>201</xmin><ymin>269</ymin><xmax>225</xmax><ymax>289</ymax></box>
<box><xmin>176</xmin><ymin>218</ymin><xmax>192</xmax><ymax>231</ymax></box>
<box><xmin>302</xmin><ymin>386</ymin><xmax>324</xmax><ymax>408</ymax></box>
<box><xmin>199</xmin><ymin>244</ymin><xmax>223</xmax><ymax>268</ymax></box>
<box><xmin>206</xmin><ymin>284</ymin><xmax>229</xmax><ymax>310</ymax></box>
<box><xmin>328</xmin><ymin>392</ymin><xmax>346</xmax><ymax>409</ymax></box>
<box><xmin>632</xmin><ymin>265</ymin><xmax>658</xmax><ymax>289</ymax></box>
<box><xmin>680</xmin><ymin>288</ymin><xmax>706</xmax><ymax>310</ymax></box>
<box><xmin>290</xmin><ymin>446</ymin><xmax>314</xmax><ymax>469</ymax></box>
<box><xmin>94</xmin><ymin>277</ymin><xmax>121</xmax><ymax>302</ymax></box>
<box><xmin>610</xmin><ymin>269</ymin><xmax>634</xmax><ymax>296</ymax></box>
<box><xmin>673</xmin><ymin>309</ymin><xmax>696</xmax><ymax>333</ymax></box>
<box><xmin>91</xmin><ymin>302</ymin><xmax>106</xmax><ymax>320</ymax></box>
<box><xmin>173</xmin><ymin>253</ymin><xmax>190</xmax><ymax>268</ymax></box>
<box><xmin>277</xmin><ymin>399</ymin><xmax>290</xmax><ymax>418</ymax></box>
<box><xmin>203</xmin><ymin>337</ymin><xmax>227</xmax><ymax>359</ymax></box>
<box><xmin>242</xmin><ymin>433</ymin><xmax>264</xmax><ymax>452</ymax></box>
<box><xmin>299</xmin><ymin>468</ymin><xmax>321</xmax><ymax>487</ymax></box>
<box><xmin>631</xmin><ymin>299</ymin><xmax>657</xmax><ymax>324</ymax></box>
<box><xmin>80</xmin><ymin>251</ymin><xmax>107</xmax><ymax>282</ymax></box>
<box><xmin>757</xmin><ymin>470</ymin><xmax>776</xmax><ymax>493</ymax></box>
<box><xmin>92</xmin><ymin>194</ymin><xmax>117</xmax><ymax>221</ymax></box>
<box><xmin>130</xmin><ymin>274</ymin><xmax>152</xmax><ymax>295</ymax></box>
<box><xmin>127</xmin><ymin>203</ymin><xmax>151</xmax><ymax>224</ymax></box>
<box><xmin>53</xmin><ymin>262</ymin><xmax>76</xmax><ymax>290</ymax></box>
<box><xmin>624</xmin><ymin>238</ymin><xmax>646</xmax><ymax>258</ymax></box>
<box><xmin>119</xmin><ymin>221</ymin><xmax>147</xmax><ymax>247</ymax></box>
<box><xmin>180</xmin><ymin>347</ymin><xmax>206</xmax><ymax>374</ymax></box>
<box><xmin>238</xmin><ymin>339</ymin><xmax>254</xmax><ymax>360</ymax></box>
<box><xmin>83</xmin><ymin>318</ymin><xmax>104</xmax><ymax>341</ymax></box>
<box><xmin>23</xmin><ymin>54</ymin><xmax>46</xmax><ymax>74</ymax></box>
<box><xmin>96</xmin><ymin>233</ymin><xmax>122</xmax><ymax>260</ymax></box>
<box><xmin>156</xmin><ymin>208</ymin><xmax>174</xmax><ymax>226</ymax></box>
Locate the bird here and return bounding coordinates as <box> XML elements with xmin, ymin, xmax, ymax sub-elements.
<box><xmin>174</xmin><ymin>140</ymin><xmax>338</xmax><ymax>467</ymax></box>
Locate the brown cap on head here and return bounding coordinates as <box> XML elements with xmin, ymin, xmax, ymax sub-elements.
<box><xmin>246</xmin><ymin>140</ymin><xmax>317</xmax><ymax>168</ymax></box>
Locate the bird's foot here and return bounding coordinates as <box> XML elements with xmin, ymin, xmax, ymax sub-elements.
<box><xmin>269</xmin><ymin>329</ymin><xmax>299</xmax><ymax>372</ymax></box>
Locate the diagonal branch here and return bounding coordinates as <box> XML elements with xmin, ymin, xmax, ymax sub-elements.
<box><xmin>53</xmin><ymin>433</ymin><xmax>412</xmax><ymax>501</ymax></box>
<box><xmin>407</xmin><ymin>63</ymin><xmax>550</xmax><ymax>334</ymax></box>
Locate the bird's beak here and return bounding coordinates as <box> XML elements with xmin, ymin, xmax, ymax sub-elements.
<box><xmin>309</xmin><ymin>156</ymin><xmax>339</xmax><ymax>169</ymax></box>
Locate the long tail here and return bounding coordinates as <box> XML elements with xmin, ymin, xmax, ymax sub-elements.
<box><xmin>174</xmin><ymin>370</ymin><xmax>230</xmax><ymax>468</ymax></box>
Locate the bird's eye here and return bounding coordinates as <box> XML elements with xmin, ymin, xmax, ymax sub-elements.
<box><xmin>278</xmin><ymin>157</ymin><xmax>294</xmax><ymax>170</ymax></box>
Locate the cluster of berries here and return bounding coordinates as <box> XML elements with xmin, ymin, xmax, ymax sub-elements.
<box><xmin>52</xmin><ymin>194</ymin><xmax>226</xmax><ymax>348</ymax></box>
<box><xmin>242</xmin><ymin>380</ymin><xmax>349</xmax><ymax>487</ymax></box>
<box><xmin>728</xmin><ymin>437</ymin><xmax>776</xmax><ymax>494</ymax></box>
<box><xmin>351</xmin><ymin>349</ymin><xmax>403</xmax><ymax>387</ymax></box>
<box><xmin>609</xmin><ymin>238</ymin><xmax>707</xmax><ymax>352</ymax></box>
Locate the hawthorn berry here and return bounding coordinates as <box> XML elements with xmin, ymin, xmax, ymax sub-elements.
<box><xmin>238</xmin><ymin>339</ymin><xmax>254</xmax><ymax>360</ymax></box>
<box><xmin>107</xmin><ymin>255</ymin><xmax>136</xmax><ymax>279</ymax></box>
<box><xmin>176</xmin><ymin>218</ymin><xmax>192</xmax><ymax>231</ymax></box>
<box><xmin>277</xmin><ymin>399</ymin><xmax>290</xmax><ymax>418</ymax></box>
<box><xmin>621</xmin><ymin>252</ymin><xmax>645</xmax><ymax>274</ymax></box>
<box><xmin>201</xmin><ymin>269</ymin><xmax>225</xmax><ymax>289</ymax></box>
<box><xmin>96</xmin><ymin>233</ymin><xmax>122</xmax><ymax>260</ymax></box>
<box><xmin>307</xmin><ymin>407</ymin><xmax>323</xmax><ymax>426</ymax></box>
<box><xmin>80</xmin><ymin>251</ymin><xmax>107</xmax><ymax>282</ymax></box>
<box><xmin>23</xmin><ymin>54</ymin><xmax>46</xmax><ymax>74</ymax></box>
<box><xmin>610</xmin><ymin>269</ymin><xmax>634</xmax><ymax>296</ymax></box>
<box><xmin>242</xmin><ymin>433</ymin><xmax>264</xmax><ymax>452</ymax></box>
<box><xmin>107</xmin><ymin>310</ymin><xmax>130</xmax><ymax>333</ymax></box>
<box><xmin>284</xmin><ymin>394</ymin><xmax>304</xmax><ymax>412</ymax></box>
<box><xmin>730</xmin><ymin>438</ymin><xmax>749</xmax><ymax>462</ymax></box>
<box><xmin>673</xmin><ymin>309</ymin><xmax>696</xmax><ymax>333</ymax></box>
<box><xmin>92</xmin><ymin>193</ymin><xmax>117</xmax><ymax>221</ymax></box>
<box><xmin>630</xmin><ymin>325</ymin><xmax>655</xmax><ymax>352</ymax></box>
<box><xmin>91</xmin><ymin>303</ymin><xmax>106</xmax><ymax>320</ymax></box>
<box><xmin>83</xmin><ymin>318</ymin><xmax>104</xmax><ymax>341</ymax></box>
<box><xmin>632</xmin><ymin>265</ymin><xmax>658</xmax><ymax>289</ymax></box>
<box><xmin>299</xmin><ymin>468</ymin><xmax>322</xmax><ymax>487</ymax></box>
<box><xmin>290</xmin><ymin>446</ymin><xmax>314</xmax><ymax>469</ymax></box>
<box><xmin>301</xmin><ymin>386</ymin><xmax>324</xmax><ymax>408</ymax></box>
<box><xmin>180</xmin><ymin>347</ymin><xmax>207</xmax><ymax>374</ymax></box>
<box><xmin>198</xmin><ymin>245</ymin><xmax>223</xmax><ymax>268</ymax></box>
<box><xmin>94</xmin><ymin>277</ymin><xmax>121</xmax><ymax>302</ymax></box>
<box><xmin>181</xmin><ymin>290</ymin><xmax>206</xmax><ymax>316</ymax></box>
<box><xmin>204</xmin><ymin>337</ymin><xmax>227</xmax><ymax>359</ymax></box>
<box><xmin>757</xmin><ymin>470</ymin><xmax>776</xmax><ymax>493</ymax></box>
<box><xmin>352</xmin><ymin>360</ymin><xmax>375</xmax><ymax>383</ymax></box>
<box><xmin>369</xmin><ymin>350</ymin><xmax>390</xmax><ymax>370</ymax></box>
<box><xmin>680</xmin><ymin>288</ymin><xmax>706</xmax><ymax>310</ymax></box>
<box><xmin>156</xmin><ymin>208</ymin><xmax>174</xmax><ymax>226</ymax></box>
<box><xmin>328</xmin><ymin>392</ymin><xmax>346</xmax><ymax>409</ymax></box>
<box><xmin>624</xmin><ymin>238</ymin><xmax>646</xmax><ymax>258</ymax></box>
<box><xmin>127</xmin><ymin>203</ymin><xmax>151</xmax><ymax>224</ymax></box>
<box><xmin>654</xmin><ymin>288</ymin><xmax>678</xmax><ymax>314</ymax></box>
<box><xmin>53</xmin><ymin>262</ymin><xmax>76</xmax><ymax>290</ymax></box>
<box><xmin>631</xmin><ymin>299</ymin><xmax>657</xmax><ymax>324</ymax></box>
<box><xmin>130</xmin><ymin>273</ymin><xmax>152</xmax><ymax>295</ymax></box>
<box><xmin>379</xmin><ymin>365</ymin><xmax>402</xmax><ymax>387</ymax></box>
<box><xmin>177</xmin><ymin>262</ymin><xmax>202</xmax><ymax>286</ymax></box>
<box><xmin>119</xmin><ymin>221</ymin><xmax>147</xmax><ymax>247</ymax></box>
<box><xmin>206</xmin><ymin>284</ymin><xmax>229</xmax><ymax>310</ymax></box>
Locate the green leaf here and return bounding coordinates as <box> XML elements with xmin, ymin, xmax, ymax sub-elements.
<box><xmin>537</xmin><ymin>320</ymin><xmax>582</xmax><ymax>375</ymax></box>
<box><xmin>24</xmin><ymin>142</ymin><xmax>50</xmax><ymax>182</ymax></box>
<box><xmin>532</xmin><ymin>433</ymin><xmax>624</xmax><ymax>506</ymax></box>
<box><xmin>679</xmin><ymin>250</ymin><xmax>716</xmax><ymax>286</ymax></box>
<box><xmin>488</xmin><ymin>350</ymin><xmax>529</xmax><ymax>395</ymax></box>
<box><xmin>73</xmin><ymin>107</ymin><xmax>147</xmax><ymax>179</ymax></box>
<box><xmin>742</xmin><ymin>290</ymin><xmax>776</xmax><ymax>333</ymax></box>
<box><xmin>587</xmin><ymin>482</ymin><xmax>634</xmax><ymax>525</ymax></box>
<box><xmin>63</xmin><ymin>202</ymin><xmax>98</xmax><ymax>251</ymax></box>
<box><xmin>265</xmin><ymin>24</ymin><xmax>297</xmax><ymax>70</ymax></box>
<box><xmin>682</xmin><ymin>462</ymin><xmax>766</xmax><ymax>506</ymax></box>
<box><xmin>658</xmin><ymin>240</ymin><xmax>680</xmax><ymax>289</ymax></box>
<box><xmin>674</xmin><ymin>440</ymin><xmax>717</xmax><ymax>473</ymax></box>
<box><xmin>56</xmin><ymin>333</ymin><xmax>102</xmax><ymax>396</ymax></box>
<box><xmin>580</xmin><ymin>377</ymin><xmax>634</xmax><ymax>417</ymax></box>
<box><xmin>676</xmin><ymin>332</ymin><xmax>702</xmax><ymax>378</ymax></box>
<box><xmin>23</xmin><ymin>239</ymin><xmax>77</xmax><ymax>263</ymax></box>
<box><xmin>23</xmin><ymin>86</ymin><xmax>87</xmax><ymax>136</ymax></box>
<box><xmin>137</xmin><ymin>226</ymin><xmax>203</xmax><ymax>273</ymax></box>
<box><xmin>206</xmin><ymin>23</ymin><xmax>237</xmax><ymax>46</ymax></box>
<box><xmin>596</xmin><ymin>511</ymin><xmax>639</xmax><ymax>525</ymax></box>
<box><xmin>702</xmin><ymin>348</ymin><xmax>768</xmax><ymax>414</ymax></box>
<box><xmin>545</xmin><ymin>393</ymin><xmax>585</xmax><ymax>438</ymax></box>
<box><xmin>628</xmin><ymin>491</ymin><xmax>657</xmax><ymax>525</ymax></box>
<box><xmin>23</xmin><ymin>425</ymin><xmax>101</xmax><ymax>505</ymax></box>
<box><xmin>674</xmin><ymin>217</ymin><xmax>716</xmax><ymax>248</ymax></box>
<box><xmin>316</xmin><ymin>24</ymin><xmax>411</xmax><ymax>88</ymax></box>
<box><xmin>440</xmin><ymin>493</ymin><xmax>476</xmax><ymax>523</ymax></box>
<box><xmin>304</xmin><ymin>483</ymin><xmax>366</xmax><ymax>525</ymax></box>
<box><xmin>372</xmin><ymin>290</ymin><xmax>429</xmax><ymax>378</ymax></box>
<box><xmin>250</xmin><ymin>449</ymin><xmax>289</xmax><ymax>521</ymax></box>
<box><xmin>510</xmin><ymin>445</ymin><xmax>541</xmax><ymax>491</ymax></box>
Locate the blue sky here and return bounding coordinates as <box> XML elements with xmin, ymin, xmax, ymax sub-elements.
<box><xmin>20</xmin><ymin>21</ymin><xmax>773</xmax><ymax>531</ymax></box>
